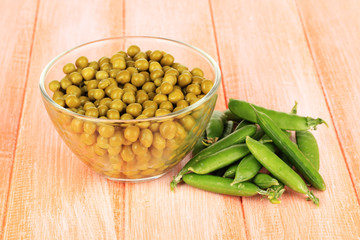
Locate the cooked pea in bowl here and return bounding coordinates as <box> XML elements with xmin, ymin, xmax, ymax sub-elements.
<box><xmin>40</xmin><ymin>36</ymin><xmax>221</xmax><ymax>182</ymax></box>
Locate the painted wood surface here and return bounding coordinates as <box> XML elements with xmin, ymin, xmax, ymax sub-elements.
<box><xmin>296</xmin><ymin>0</ymin><xmax>360</xmax><ymax>200</ymax></box>
<box><xmin>0</xmin><ymin>0</ymin><xmax>38</xmax><ymax>238</ymax></box>
<box><xmin>0</xmin><ymin>0</ymin><xmax>359</xmax><ymax>239</ymax></box>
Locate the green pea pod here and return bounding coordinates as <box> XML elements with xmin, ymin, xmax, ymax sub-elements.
<box><xmin>253</xmin><ymin>173</ymin><xmax>279</xmax><ymax>189</ymax></box>
<box><xmin>170</xmin><ymin>124</ymin><xmax>257</xmax><ymax>190</ymax></box>
<box><xmin>231</xmin><ymin>135</ymin><xmax>276</xmax><ymax>185</ymax></box>
<box><xmin>231</xmin><ymin>155</ymin><xmax>261</xmax><ymax>185</ymax></box>
<box><xmin>189</xmin><ymin>144</ymin><xmax>250</xmax><ymax>174</ymax></box>
<box><xmin>234</xmin><ymin>119</ymin><xmax>251</xmax><ymax>131</ymax></box>
<box><xmin>246</xmin><ymin>136</ymin><xmax>319</xmax><ymax>205</ymax></box>
<box><xmin>212</xmin><ymin>166</ymin><xmax>231</xmax><ymax>177</ymax></box>
<box><xmin>223</xmin><ymin>163</ymin><xmax>238</xmax><ymax>178</ymax></box>
<box><xmin>228</xmin><ymin>99</ymin><xmax>328</xmax><ymax>130</ymax></box>
<box><xmin>223</xmin><ymin>109</ymin><xmax>243</xmax><ymax>122</ymax></box>
<box><xmin>279</xmin><ymin>152</ymin><xmax>293</xmax><ymax>167</ymax></box>
<box><xmin>192</xmin><ymin>131</ymin><xmax>206</xmax><ymax>157</ymax></box>
<box><xmin>204</xmin><ymin>111</ymin><xmax>226</xmax><ymax>144</ymax></box>
<box><xmin>183</xmin><ymin>173</ymin><xmax>284</xmax><ymax>203</ymax></box>
<box><xmin>252</xmin><ymin>127</ymin><xmax>265</xmax><ymax>140</ymax></box>
<box><xmin>251</xmin><ymin>106</ymin><xmax>326</xmax><ymax>191</ymax></box>
<box><xmin>222</xmin><ymin>120</ymin><xmax>234</xmax><ymax>138</ymax></box>
<box><xmin>296</xmin><ymin>130</ymin><xmax>320</xmax><ymax>171</ymax></box>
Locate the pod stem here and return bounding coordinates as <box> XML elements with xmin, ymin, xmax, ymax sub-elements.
<box><xmin>306</xmin><ymin>191</ymin><xmax>319</xmax><ymax>206</ymax></box>
<box><xmin>202</xmin><ymin>139</ymin><xmax>215</xmax><ymax>146</ymax></box>
<box><xmin>306</xmin><ymin>117</ymin><xmax>328</xmax><ymax>130</ymax></box>
<box><xmin>170</xmin><ymin>178</ymin><xmax>177</xmax><ymax>191</ymax></box>
<box><xmin>291</xmin><ymin>101</ymin><xmax>298</xmax><ymax>114</ymax></box>
<box><xmin>258</xmin><ymin>184</ymin><xmax>286</xmax><ymax>204</ymax></box>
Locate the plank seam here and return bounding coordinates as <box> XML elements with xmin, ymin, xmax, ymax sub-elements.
<box><xmin>0</xmin><ymin>0</ymin><xmax>41</xmax><ymax>236</ymax></box>
<box><xmin>208</xmin><ymin>0</ymin><xmax>228</xmax><ymax>107</ymax></box>
<box><xmin>208</xmin><ymin>1</ymin><xmax>248</xmax><ymax>240</ymax></box>
<box><xmin>294</xmin><ymin>0</ymin><xmax>360</xmax><ymax>205</ymax></box>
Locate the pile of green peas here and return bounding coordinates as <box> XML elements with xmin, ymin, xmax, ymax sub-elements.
<box><xmin>48</xmin><ymin>45</ymin><xmax>215</xmax><ymax>179</ymax></box>
<box><xmin>49</xmin><ymin>45</ymin><xmax>213</xmax><ymax>120</ymax></box>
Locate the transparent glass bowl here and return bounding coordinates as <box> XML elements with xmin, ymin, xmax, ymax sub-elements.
<box><xmin>39</xmin><ymin>36</ymin><xmax>221</xmax><ymax>182</ymax></box>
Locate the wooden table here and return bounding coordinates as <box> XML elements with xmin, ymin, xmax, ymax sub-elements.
<box><xmin>1</xmin><ymin>0</ymin><xmax>359</xmax><ymax>239</ymax></box>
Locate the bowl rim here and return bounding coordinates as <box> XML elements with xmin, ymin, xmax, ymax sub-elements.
<box><xmin>39</xmin><ymin>36</ymin><xmax>221</xmax><ymax>123</ymax></box>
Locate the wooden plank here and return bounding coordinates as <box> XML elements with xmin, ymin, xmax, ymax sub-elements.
<box><xmin>0</xmin><ymin>0</ymin><xmax>38</xmax><ymax>238</ymax></box>
<box><xmin>109</xmin><ymin>1</ymin><xmax>232</xmax><ymax>239</ymax></box>
<box><xmin>3</xmin><ymin>0</ymin><xmax>125</xmax><ymax>239</ymax></box>
<box><xmin>211</xmin><ymin>0</ymin><xmax>360</xmax><ymax>239</ymax></box>
<box><xmin>296</xmin><ymin>0</ymin><xmax>360</xmax><ymax>200</ymax></box>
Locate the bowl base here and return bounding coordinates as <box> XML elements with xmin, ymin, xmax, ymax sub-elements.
<box><xmin>104</xmin><ymin>172</ymin><xmax>168</xmax><ymax>183</ymax></box>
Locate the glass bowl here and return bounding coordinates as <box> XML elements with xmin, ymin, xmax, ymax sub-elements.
<box><xmin>39</xmin><ymin>36</ymin><xmax>221</xmax><ymax>182</ymax></box>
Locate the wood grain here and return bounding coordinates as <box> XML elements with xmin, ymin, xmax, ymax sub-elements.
<box><xmin>296</xmin><ymin>0</ymin><xmax>360</xmax><ymax>200</ymax></box>
<box><xmin>3</xmin><ymin>0</ymin><xmax>125</xmax><ymax>239</ymax></box>
<box><xmin>0</xmin><ymin>0</ymin><xmax>38</xmax><ymax>237</ymax></box>
<box><xmin>211</xmin><ymin>0</ymin><xmax>360</xmax><ymax>239</ymax></box>
<box><xmin>1</xmin><ymin>0</ymin><xmax>360</xmax><ymax>239</ymax></box>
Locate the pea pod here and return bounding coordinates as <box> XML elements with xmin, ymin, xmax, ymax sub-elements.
<box><xmin>253</xmin><ymin>173</ymin><xmax>279</xmax><ymax>189</ymax></box>
<box><xmin>223</xmin><ymin>163</ymin><xmax>238</xmax><ymax>178</ymax></box>
<box><xmin>231</xmin><ymin>155</ymin><xmax>261</xmax><ymax>185</ymax></box>
<box><xmin>170</xmin><ymin>124</ymin><xmax>257</xmax><ymax>190</ymax></box>
<box><xmin>246</xmin><ymin>136</ymin><xmax>319</xmax><ymax>205</ymax></box>
<box><xmin>231</xmin><ymin>134</ymin><xmax>276</xmax><ymax>181</ymax></box>
<box><xmin>182</xmin><ymin>173</ymin><xmax>283</xmax><ymax>203</ymax></box>
<box><xmin>252</xmin><ymin>106</ymin><xmax>326</xmax><ymax>191</ymax></box>
<box><xmin>189</xmin><ymin>144</ymin><xmax>250</xmax><ymax>174</ymax></box>
<box><xmin>204</xmin><ymin>111</ymin><xmax>226</xmax><ymax>144</ymax></box>
<box><xmin>231</xmin><ymin>138</ymin><xmax>276</xmax><ymax>185</ymax></box>
<box><xmin>296</xmin><ymin>130</ymin><xmax>320</xmax><ymax>171</ymax></box>
<box><xmin>228</xmin><ymin>99</ymin><xmax>327</xmax><ymax>130</ymax></box>
<box><xmin>192</xmin><ymin>131</ymin><xmax>206</xmax><ymax>157</ymax></box>
<box><xmin>223</xmin><ymin>109</ymin><xmax>243</xmax><ymax>122</ymax></box>
<box><xmin>234</xmin><ymin>119</ymin><xmax>251</xmax><ymax>131</ymax></box>
<box><xmin>222</xmin><ymin>120</ymin><xmax>234</xmax><ymax>138</ymax></box>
